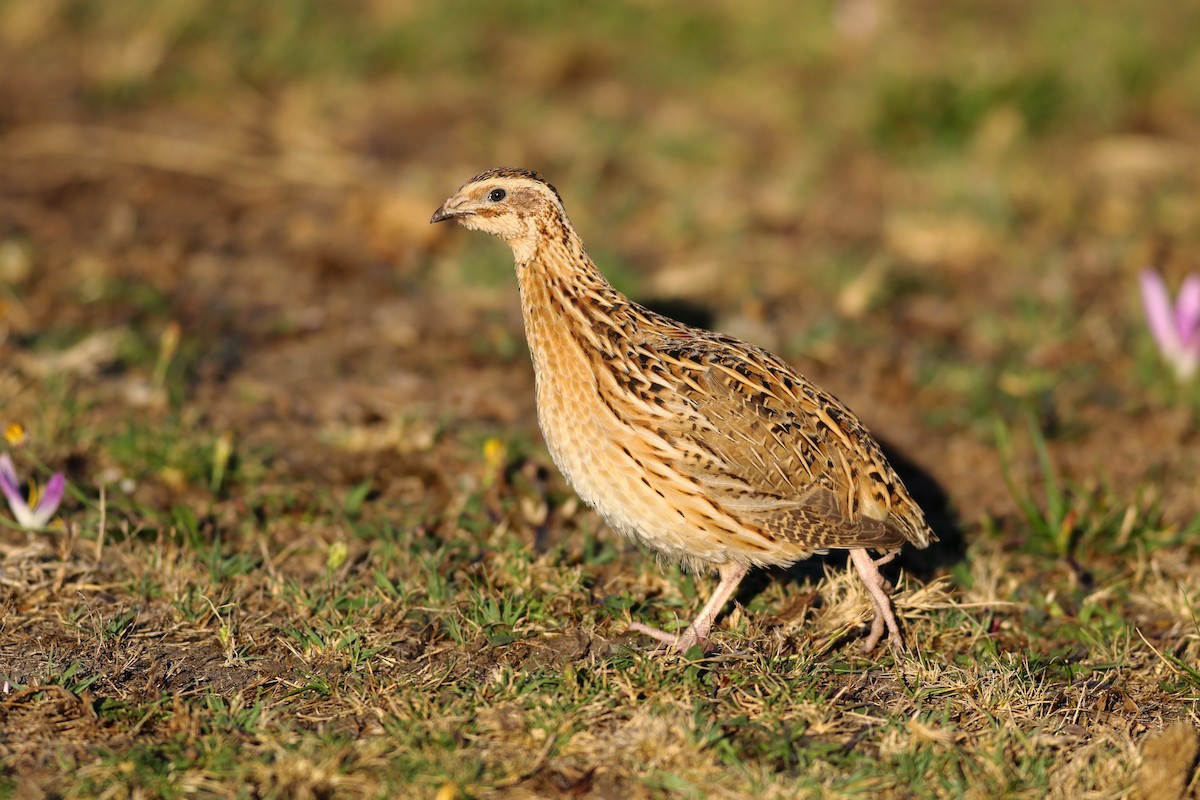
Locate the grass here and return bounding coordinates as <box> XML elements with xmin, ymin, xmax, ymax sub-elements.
<box><xmin>2</xmin><ymin>0</ymin><xmax>1200</xmax><ymax>797</ymax></box>
<box><xmin>3</xmin><ymin>456</ymin><xmax>1195</xmax><ymax>797</ymax></box>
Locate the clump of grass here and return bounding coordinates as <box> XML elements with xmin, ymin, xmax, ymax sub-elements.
<box><xmin>994</xmin><ymin>413</ymin><xmax>1170</xmax><ymax>560</ymax></box>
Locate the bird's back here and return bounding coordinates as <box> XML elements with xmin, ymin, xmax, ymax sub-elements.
<box><xmin>619</xmin><ymin>309</ymin><xmax>934</xmax><ymax>552</ymax></box>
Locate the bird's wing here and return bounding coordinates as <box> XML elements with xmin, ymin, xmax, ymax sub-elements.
<box><xmin>616</xmin><ymin>328</ymin><xmax>927</xmax><ymax>551</ymax></box>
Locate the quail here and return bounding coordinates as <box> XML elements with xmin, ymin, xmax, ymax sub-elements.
<box><xmin>431</xmin><ymin>168</ymin><xmax>935</xmax><ymax>654</ymax></box>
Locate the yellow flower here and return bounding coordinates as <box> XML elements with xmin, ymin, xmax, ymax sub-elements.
<box><xmin>482</xmin><ymin>437</ymin><xmax>506</xmax><ymax>486</ymax></box>
<box><xmin>3</xmin><ymin>423</ymin><xmax>25</xmax><ymax>447</ymax></box>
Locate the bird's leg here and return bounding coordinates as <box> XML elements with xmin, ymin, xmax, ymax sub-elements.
<box><xmin>872</xmin><ymin>549</ymin><xmax>900</xmax><ymax>569</ymax></box>
<box><xmin>870</xmin><ymin>549</ymin><xmax>899</xmax><ymax>595</ymax></box>
<box><xmin>628</xmin><ymin>562</ymin><xmax>750</xmax><ymax>654</ymax></box>
<box><xmin>849</xmin><ymin>547</ymin><xmax>903</xmax><ymax>653</ymax></box>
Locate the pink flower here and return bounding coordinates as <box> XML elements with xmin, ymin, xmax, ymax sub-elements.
<box><xmin>1140</xmin><ymin>268</ymin><xmax>1200</xmax><ymax>381</ymax></box>
<box><xmin>0</xmin><ymin>453</ymin><xmax>65</xmax><ymax>529</ymax></box>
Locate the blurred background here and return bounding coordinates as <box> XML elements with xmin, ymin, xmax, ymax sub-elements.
<box><xmin>2</xmin><ymin>0</ymin><xmax>1197</xmax><ymax>525</ymax></box>
<box><xmin>3</xmin><ymin>1</ymin><xmax>1200</xmax><ymax>795</ymax></box>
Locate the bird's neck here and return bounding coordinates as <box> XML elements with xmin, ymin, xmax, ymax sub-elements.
<box><xmin>515</xmin><ymin>214</ymin><xmax>627</xmax><ymax>317</ymax></box>
<box><xmin>513</xmin><ymin>213</ymin><xmax>633</xmax><ymax>370</ymax></box>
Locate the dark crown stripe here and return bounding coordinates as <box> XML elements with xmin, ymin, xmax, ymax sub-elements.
<box><xmin>465</xmin><ymin>167</ymin><xmax>564</xmax><ymax>207</ymax></box>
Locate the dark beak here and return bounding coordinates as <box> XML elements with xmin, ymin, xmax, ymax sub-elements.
<box><xmin>430</xmin><ymin>205</ymin><xmax>456</xmax><ymax>224</ymax></box>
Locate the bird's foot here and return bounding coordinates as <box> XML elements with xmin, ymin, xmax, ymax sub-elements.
<box><xmin>624</xmin><ymin>563</ymin><xmax>747</xmax><ymax>656</ymax></box>
<box><xmin>626</xmin><ymin>622</ymin><xmax>704</xmax><ymax>656</ymax></box>
<box><xmin>858</xmin><ymin>612</ymin><xmax>904</xmax><ymax>654</ymax></box>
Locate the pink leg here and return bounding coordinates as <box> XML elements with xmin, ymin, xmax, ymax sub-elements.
<box><xmin>628</xmin><ymin>562</ymin><xmax>750</xmax><ymax>654</ymax></box>
<box><xmin>873</xmin><ymin>549</ymin><xmax>900</xmax><ymax>569</ymax></box>
<box><xmin>849</xmin><ymin>547</ymin><xmax>904</xmax><ymax>653</ymax></box>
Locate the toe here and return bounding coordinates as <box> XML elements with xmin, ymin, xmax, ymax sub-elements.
<box><xmin>626</xmin><ymin>622</ymin><xmax>679</xmax><ymax>646</ymax></box>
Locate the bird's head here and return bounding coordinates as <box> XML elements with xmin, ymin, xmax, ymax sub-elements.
<box><xmin>430</xmin><ymin>168</ymin><xmax>567</xmax><ymax>261</ymax></box>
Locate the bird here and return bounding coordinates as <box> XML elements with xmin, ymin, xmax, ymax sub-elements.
<box><xmin>431</xmin><ymin>168</ymin><xmax>936</xmax><ymax>654</ymax></box>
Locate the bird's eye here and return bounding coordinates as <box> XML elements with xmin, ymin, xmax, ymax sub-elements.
<box><xmin>487</xmin><ymin>188</ymin><xmax>507</xmax><ymax>202</ymax></box>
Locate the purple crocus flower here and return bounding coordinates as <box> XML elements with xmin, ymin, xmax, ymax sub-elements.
<box><xmin>1140</xmin><ymin>268</ymin><xmax>1200</xmax><ymax>381</ymax></box>
<box><xmin>0</xmin><ymin>453</ymin><xmax>65</xmax><ymax>529</ymax></box>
